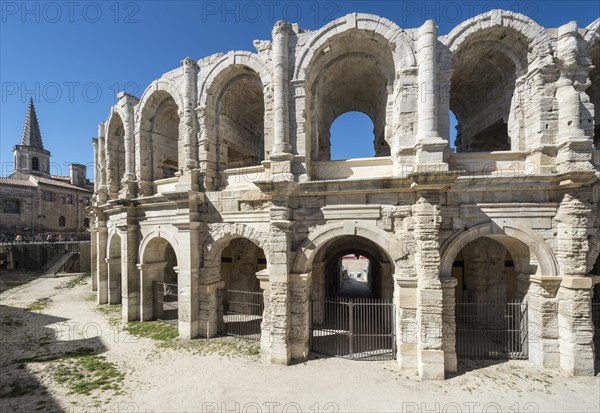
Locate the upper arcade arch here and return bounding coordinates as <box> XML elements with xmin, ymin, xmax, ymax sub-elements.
<box><xmin>105</xmin><ymin>110</ymin><xmax>126</xmax><ymax>199</ymax></box>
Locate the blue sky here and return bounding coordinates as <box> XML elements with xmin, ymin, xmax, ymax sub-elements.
<box><xmin>1</xmin><ymin>1</ymin><xmax>598</xmax><ymax>176</ymax></box>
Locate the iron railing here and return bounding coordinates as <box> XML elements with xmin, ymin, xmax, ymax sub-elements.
<box><xmin>154</xmin><ymin>281</ymin><xmax>178</xmax><ymax>324</ymax></box>
<box><xmin>310</xmin><ymin>297</ymin><xmax>395</xmax><ymax>361</ymax></box>
<box><xmin>219</xmin><ymin>289</ymin><xmax>264</xmax><ymax>341</ymax></box>
<box><xmin>455</xmin><ymin>301</ymin><xmax>528</xmax><ymax>360</ymax></box>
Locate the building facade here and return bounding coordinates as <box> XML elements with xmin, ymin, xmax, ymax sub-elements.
<box><xmin>0</xmin><ymin>99</ymin><xmax>93</xmax><ymax>239</ymax></box>
<box><xmin>91</xmin><ymin>11</ymin><xmax>600</xmax><ymax>379</ymax></box>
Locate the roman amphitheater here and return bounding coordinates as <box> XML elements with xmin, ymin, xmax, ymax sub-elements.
<box><xmin>90</xmin><ymin>11</ymin><xmax>600</xmax><ymax>380</ymax></box>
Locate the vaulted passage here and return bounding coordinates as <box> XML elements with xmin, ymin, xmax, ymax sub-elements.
<box><xmin>219</xmin><ymin>238</ymin><xmax>266</xmax><ymax>341</ymax></box>
<box><xmin>310</xmin><ymin>235</ymin><xmax>395</xmax><ymax>360</ymax></box>
<box><xmin>452</xmin><ymin>238</ymin><xmax>528</xmax><ymax>361</ymax></box>
<box><xmin>106</xmin><ymin>113</ymin><xmax>126</xmax><ymax>199</ymax></box>
<box><xmin>450</xmin><ymin>27</ymin><xmax>529</xmax><ymax>152</ymax></box>
<box><xmin>140</xmin><ymin>237</ymin><xmax>178</xmax><ymax>325</ymax></box>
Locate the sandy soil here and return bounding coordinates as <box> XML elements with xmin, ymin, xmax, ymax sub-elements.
<box><xmin>0</xmin><ymin>271</ymin><xmax>598</xmax><ymax>413</ymax></box>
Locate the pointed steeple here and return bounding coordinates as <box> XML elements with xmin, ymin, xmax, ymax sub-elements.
<box><xmin>20</xmin><ymin>98</ymin><xmax>44</xmax><ymax>149</ymax></box>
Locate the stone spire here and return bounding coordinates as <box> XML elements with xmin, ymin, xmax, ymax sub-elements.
<box><xmin>20</xmin><ymin>98</ymin><xmax>44</xmax><ymax>149</ymax></box>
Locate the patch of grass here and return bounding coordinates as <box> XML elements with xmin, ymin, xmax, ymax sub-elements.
<box><xmin>95</xmin><ymin>304</ymin><xmax>122</xmax><ymax>326</ymax></box>
<box><xmin>0</xmin><ymin>380</ymin><xmax>40</xmax><ymax>398</ymax></box>
<box><xmin>25</xmin><ymin>297</ymin><xmax>52</xmax><ymax>312</ymax></box>
<box><xmin>162</xmin><ymin>336</ymin><xmax>261</xmax><ymax>359</ymax></box>
<box><xmin>53</xmin><ymin>355</ymin><xmax>124</xmax><ymax>395</ymax></box>
<box><xmin>85</xmin><ymin>293</ymin><xmax>96</xmax><ymax>302</ymax></box>
<box><xmin>124</xmin><ymin>321</ymin><xmax>178</xmax><ymax>341</ymax></box>
<box><xmin>55</xmin><ymin>273</ymin><xmax>89</xmax><ymax>289</ymax></box>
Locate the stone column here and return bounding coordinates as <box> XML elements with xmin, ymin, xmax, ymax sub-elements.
<box><xmin>180</xmin><ymin>57</ymin><xmax>199</xmax><ymax>173</ymax></box>
<box><xmin>90</xmin><ymin>225</ymin><xmax>98</xmax><ymax>291</ymax></box>
<box><xmin>528</xmin><ymin>275</ymin><xmax>561</xmax><ymax>369</ymax></box>
<box><xmin>198</xmin><ymin>278</ymin><xmax>223</xmax><ymax>338</ymax></box>
<box><xmin>96</xmin><ymin>216</ymin><xmax>108</xmax><ymax>304</ymax></box>
<box><xmin>555</xmin><ymin>191</ymin><xmax>595</xmax><ymax>375</ymax></box>
<box><xmin>121</xmin><ymin>223</ymin><xmax>140</xmax><ymax>321</ymax></box>
<box><xmin>289</xmin><ymin>273</ymin><xmax>310</xmax><ymax>360</ymax></box>
<box><xmin>118</xmin><ymin>93</ymin><xmax>138</xmax><ymax>199</ymax></box>
<box><xmin>413</xmin><ymin>195</ymin><xmax>445</xmax><ymax>380</ymax></box>
<box><xmin>271</xmin><ymin>21</ymin><xmax>292</xmax><ymax>158</ymax></box>
<box><xmin>91</xmin><ymin>138</ymin><xmax>99</xmax><ymax>194</ymax></box>
<box><xmin>177</xmin><ymin>226</ymin><xmax>201</xmax><ymax>339</ymax></box>
<box><xmin>257</xmin><ymin>269</ymin><xmax>272</xmax><ymax>354</ymax></box>
<box><xmin>395</xmin><ymin>276</ymin><xmax>418</xmax><ymax>370</ymax></box>
<box><xmin>138</xmin><ymin>262</ymin><xmax>167</xmax><ymax>321</ymax></box>
<box><xmin>440</xmin><ymin>276</ymin><xmax>458</xmax><ymax>373</ymax></box>
<box><xmin>415</xmin><ymin>20</ymin><xmax>448</xmax><ymax>172</ymax></box>
<box><xmin>106</xmin><ymin>257</ymin><xmax>122</xmax><ymax>305</ymax></box>
<box><xmin>268</xmin><ymin>197</ymin><xmax>293</xmax><ymax>364</ymax></box>
<box><xmin>97</xmin><ymin>123</ymin><xmax>108</xmax><ymax>204</ymax></box>
<box><xmin>555</xmin><ymin>22</ymin><xmax>594</xmax><ymax>173</ymax></box>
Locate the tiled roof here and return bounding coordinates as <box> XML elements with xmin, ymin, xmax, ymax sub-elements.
<box><xmin>0</xmin><ymin>177</ymin><xmax>37</xmax><ymax>188</ymax></box>
<box><xmin>34</xmin><ymin>176</ymin><xmax>93</xmax><ymax>192</ymax></box>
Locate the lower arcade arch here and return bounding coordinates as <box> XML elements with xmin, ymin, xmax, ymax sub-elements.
<box><xmin>309</xmin><ymin>235</ymin><xmax>395</xmax><ymax>360</ymax></box>
<box><xmin>139</xmin><ymin>237</ymin><xmax>179</xmax><ymax>325</ymax></box>
<box><xmin>447</xmin><ymin>235</ymin><xmax>538</xmax><ymax>362</ymax></box>
<box><xmin>218</xmin><ymin>238</ymin><xmax>267</xmax><ymax>341</ymax></box>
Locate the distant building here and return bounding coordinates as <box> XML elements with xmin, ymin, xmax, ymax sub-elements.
<box><xmin>0</xmin><ymin>98</ymin><xmax>93</xmax><ymax>239</ymax></box>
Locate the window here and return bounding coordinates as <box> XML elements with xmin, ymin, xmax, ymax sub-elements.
<box><xmin>43</xmin><ymin>191</ymin><xmax>53</xmax><ymax>202</ymax></box>
<box><xmin>32</xmin><ymin>157</ymin><xmax>39</xmax><ymax>171</ymax></box>
<box><xmin>65</xmin><ymin>194</ymin><xmax>73</xmax><ymax>204</ymax></box>
<box><xmin>3</xmin><ymin>199</ymin><xmax>20</xmax><ymax>214</ymax></box>
<box><xmin>83</xmin><ymin>218</ymin><xmax>90</xmax><ymax>228</ymax></box>
<box><xmin>58</xmin><ymin>216</ymin><xmax>66</xmax><ymax>227</ymax></box>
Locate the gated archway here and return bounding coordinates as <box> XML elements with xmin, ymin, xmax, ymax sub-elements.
<box><xmin>139</xmin><ymin>236</ymin><xmax>179</xmax><ymax>324</ymax></box>
<box><xmin>309</xmin><ymin>234</ymin><xmax>396</xmax><ymax>361</ymax></box>
<box><xmin>218</xmin><ymin>237</ymin><xmax>267</xmax><ymax>341</ymax></box>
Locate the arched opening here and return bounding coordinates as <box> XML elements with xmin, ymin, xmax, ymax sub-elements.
<box><xmin>219</xmin><ymin>238</ymin><xmax>266</xmax><ymax>341</ymax></box>
<box><xmin>586</xmin><ymin>42</ymin><xmax>600</xmax><ymax>148</ymax></box>
<box><xmin>329</xmin><ymin>112</ymin><xmax>375</xmax><ymax>160</ymax></box>
<box><xmin>106</xmin><ymin>113</ymin><xmax>126</xmax><ymax>199</ymax></box>
<box><xmin>31</xmin><ymin>157</ymin><xmax>39</xmax><ymax>171</ymax></box>
<box><xmin>305</xmin><ymin>29</ymin><xmax>394</xmax><ymax>161</ymax></box>
<box><xmin>449</xmin><ymin>110</ymin><xmax>458</xmax><ymax>152</ymax></box>
<box><xmin>83</xmin><ymin>218</ymin><xmax>90</xmax><ymax>228</ymax></box>
<box><xmin>58</xmin><ymin>216</ymin><xmax>66</xmax><ymax>227</ymax></box>
<box><xmin>140</xmin><ymin>91</ymin><xmax>180</xmax><ymax>189</ymax></box>
<box><xmin>107</xmin><ymin>234</ymin><xmax>122</xmax><ymax>305</ymax></box>
<box><xmin>591</xmin><ymin>254</ymin><xmax>600</xmax><ymax>366</ymax></box>
<box><xmin>140</xmin><ymin>237</ymin><xmax>178</xmax><ymax>325</ymax></box>
<box><xmin>450</xmin><ymin>28</ymin><xmax>529</xmax><ymax>152</ymax></box>
<box><xmin>451</xmin><ymin>236</ymin><xmax>529</xmax><ymax>362</ymax></box>
<box><xmin>310</xmin><ymin>235</ymin><xmax>395</xmax><ymax>360</ymax></box>
<box><xmin>217</xmin><ymin>70</ymin><xmax>265</xmax><ymax>171</ymax></box>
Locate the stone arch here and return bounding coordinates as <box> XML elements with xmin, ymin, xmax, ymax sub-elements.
<box><xmin>293</xmin><ymin>221</ymin><xmax>406</xmax><ymax>274</ymax></box>
<box><xmin>294</xmin><ymin>13</ymin><xmax>416</xmax><ymax>81</ymax></box>
<box><xmin>442</xmin><ymin>10</ymin><xmax>553</xmax><ymax>69</ymax></box>
<box><xmin>439</xmin><ymin>222</ymin><xmax>558</xmax><ymax>279</ymax></box>
<box><xmin>442</xmin><ymin>10</ymin><xmax>554</xmax><ymax>153</ymax></box>
<box><xmin>139</xmin><ymin>228</ymin><xmax>181</xmax><ymax>265</ymax></box>
<box><xmin>198</xmin><ymin>52</ymin><xmax>273</xmax><ymax>189</ymax></box>
<box><xmin>585</xmin><ymin>19</ymin><xmax>600</xmax><ymax>148</ymax></box>
<box><xmin>105</xmin><ymin>108</ymin><xmax>126</xmax><ymax>199</ymax></box>
<box><xmin>107</xmin><ymin>230</ymin><xmax>122</xmax><ymax>259</ymax></box>
<box><xmin>199</xmin><ymin>51</ymin><xmax>272</xmax><ymax>106</ymax></box>
<box><xmin>203</xmin><ymin>223</ymin><xmax>268</xmax><ymax>267</ymax></box>
<box><xmin>136</xmin><ymin>80</ymin><xmax>184</xmax><ymax>192</ymax></box>
<box><xmin>585</xmin><ymin>18</ymin><xmax>600</xmax><ymax>49</ymax></box>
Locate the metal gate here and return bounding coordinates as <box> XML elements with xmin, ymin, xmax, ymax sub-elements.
<box><xmin>456</xmin><ymin>301</ymin><xmax>528</xmax><ymax>359</ymax></box>
<box><xmin>154</xmin><ymin>281</ymin><xmax>178</xmax><ymax>324</ymax></box>
<box><xmin>219</xmin><ymin>289</ymin><xmax>264</xmax><ymax>341</ymax></box>
<box><xmin>310</xmin><ymin>297</ymin><xmax>395</xmax><ymax>361</ymax></box>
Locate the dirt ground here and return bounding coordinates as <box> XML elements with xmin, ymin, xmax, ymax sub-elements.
<box><xmin>0</xmin><ymin>271</ymin><xmax>598</xmax><ymax>413</ymax></box>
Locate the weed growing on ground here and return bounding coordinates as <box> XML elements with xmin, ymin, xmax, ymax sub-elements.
<box><xmin>53</xmin><ymin>354</ymin><xmax>124</xmax><ymax>395</ymax></box>
<box><xmin>25</xmin><ymin>297</ymin><xmax>52</xmax><ymax>312</ymax></box>
<box><xmin>94</xmin><ymin>304</ymin><xmax>122</xmax><ymax>327</ymax></box>
<box><xmin>124</xmin><ymin>321</ymin><xmax>178</xmax><ymax>341</ymax></box>
<box><xmin>55</xmin><ymin>273</ymin><xmax>90</xmax><ymax>289</ymax></box>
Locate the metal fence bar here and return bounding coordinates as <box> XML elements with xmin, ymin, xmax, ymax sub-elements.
<box><xmin>310</xmin><ymin>297</ymin><xmax>395</xmax><ymax>361</ymax></box>
<box><xmin>455</xmin><ymin>301</ymin><xmax>528</xmax><ymax>360</ymax></box>
<box><xmin>220</xmin><ymin>289</ymin><xmax>264</xmax><ymax>341</ymax></box>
